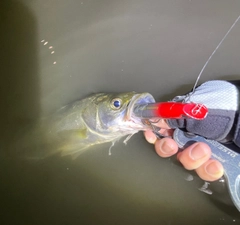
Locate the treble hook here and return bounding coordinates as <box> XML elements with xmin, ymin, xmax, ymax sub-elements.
<box><xmin>141</xmin><ymin>119</ymin><xmax>170</xmax><ymax>139</ymax></box>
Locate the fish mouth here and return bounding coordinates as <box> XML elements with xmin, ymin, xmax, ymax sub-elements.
<box><xmin>125</xmin><ymin>93</ymin><xmax>155</xmax><ymax>121</ymax></box>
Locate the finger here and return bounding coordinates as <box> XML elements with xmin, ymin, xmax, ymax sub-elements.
<box><xmin>195</xmin><ymin>159</ymin><xmax>224</xmax><ymax>182</ymax></box>
<box><xmin>144</xmin><ymin>130</ymin><xmax>157</xmax><ymax>144</ymax></box>
<box><xmin>160</xmin><ymin>128</ymin><xmax>174</xmax><ymax>137</ymax></box>
<box><xmin>154</xmin><ymin>138</ymin><xmax>179</xmax><ymax>157</ymax></box>
<box><xmin>177</xmin><ymin>142</ymin><xmax>211</xmax><ymax>170</ymax></box>
<box><xmin>144</xmin><ymin>128</ymin><xmax>173</xmax><ymax>144</ymax></box>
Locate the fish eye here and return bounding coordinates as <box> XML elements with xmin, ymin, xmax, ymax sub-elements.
<box><xmin>110</xmin><ymin>98</ymin><xmax>122</xmax><ymax>110</ymax></box>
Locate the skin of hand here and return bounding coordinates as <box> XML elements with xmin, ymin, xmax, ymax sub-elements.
<box><xmin>144</xmin><ymin>119</ymin><xmax>224</xmax><ymax>182</ymax></box>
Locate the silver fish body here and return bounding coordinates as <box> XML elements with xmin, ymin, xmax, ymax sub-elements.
<box><xmin>17</xmin><ymin>92</ymin><xmax>155</xmax><ymax>158</ymax></box>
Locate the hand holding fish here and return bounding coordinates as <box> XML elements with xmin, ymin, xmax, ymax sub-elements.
<box><xmin>145</xmin><ymin>80</ymin><xmax>240</xmax><ymax>182</ymax></box>
<box><xmin>144</xmin><ymin>121</ymin><xmax>224</xmax><ymax>182</ymax></box>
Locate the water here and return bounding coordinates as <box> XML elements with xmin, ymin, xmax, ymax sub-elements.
<box><xmin>1</xmin><ymin>0</ymin><xmax>240</xmax><ymax>224</ymax></box>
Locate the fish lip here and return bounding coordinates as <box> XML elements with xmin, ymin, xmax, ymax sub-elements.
<box><xmin>125</xmin><ymin>93</ymin><xmax>155</xmax><ymax>121</ymax></box>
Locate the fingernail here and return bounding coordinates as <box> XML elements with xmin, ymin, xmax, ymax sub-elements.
<box><xmin>189</xmin><ymin>144</ymin><xmax>207</xmax><ymax>160</ymax></box>
<box><xmin>148</xmin><ymin>135</ymin><xmax>157</xmax><ymax>144</ymax></box>
<box><xmin>161</xmin><ymin>140</ymin><xmax>175</xmax><ymax>154</ymax></box>
<box><xmin>205</xmin><ymin>162</ymin><xmax>223</xmax><ymax>175</ymax></box>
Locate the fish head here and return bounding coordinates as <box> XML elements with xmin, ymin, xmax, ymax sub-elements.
<box><xmin>83</xmin><ymin>92</ymin><xmax>155</xmax><ymax>135</ymax></box>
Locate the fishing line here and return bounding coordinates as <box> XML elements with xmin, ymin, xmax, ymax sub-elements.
<box><xmin>186</xmin><ymin>15</ymin><xmax>240</xmax><ymax>102</ymax></box>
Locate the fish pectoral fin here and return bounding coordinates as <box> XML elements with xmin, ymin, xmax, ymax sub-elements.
<box><xmin>57</xmin><ymin>128</ymin><xmax>88</xmax><ymax>140</ymax></box>
<box><xmin>56</xmin><ymin>128</ymin><xmax>90</xmax><ymax>158</ymax></box>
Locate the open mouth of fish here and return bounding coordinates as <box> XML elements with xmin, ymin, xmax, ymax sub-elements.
<box><xmin>125</xmin><ymin>93</ymin><xmax>155</xmax><ymax>128</ymax></box>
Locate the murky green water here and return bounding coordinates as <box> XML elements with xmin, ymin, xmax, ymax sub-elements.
<box><xmin>2</xmin><ymin>0</ymin><xmax>240</xmax><ymax>224</ymax></box>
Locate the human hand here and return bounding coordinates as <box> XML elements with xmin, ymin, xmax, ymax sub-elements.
<box><xmin>144</xmin><ymin>119</ymin><xmax>224</xmax><ymax>182</ymax></box>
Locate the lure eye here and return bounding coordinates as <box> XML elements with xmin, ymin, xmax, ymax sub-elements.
<box><xmin>111</xmin><ymin>98</ymin><xmax>122</xmax><ymax>110</ymax></box>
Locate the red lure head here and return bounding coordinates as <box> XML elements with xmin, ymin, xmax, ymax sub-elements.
<box><xmin>133</xmin><ymin>102</ymin><xmax>208</xmax><ymax>120</ymax></box>
<box><xmin>156</xmin><ymin>102</ymin><xmax>208</xmax><ymax>120</ymax></box>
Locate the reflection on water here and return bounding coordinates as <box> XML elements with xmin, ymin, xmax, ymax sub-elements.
<box><xmin>40</xmin><ymin>40</ymin><xmax>57</xmax><ymax>65</ymax></box>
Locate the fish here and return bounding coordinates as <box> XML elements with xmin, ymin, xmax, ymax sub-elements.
<box><xmin>16</xmin><ymin>92</ymin><xmax>155</xmax><ymax>159</ymax></box>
